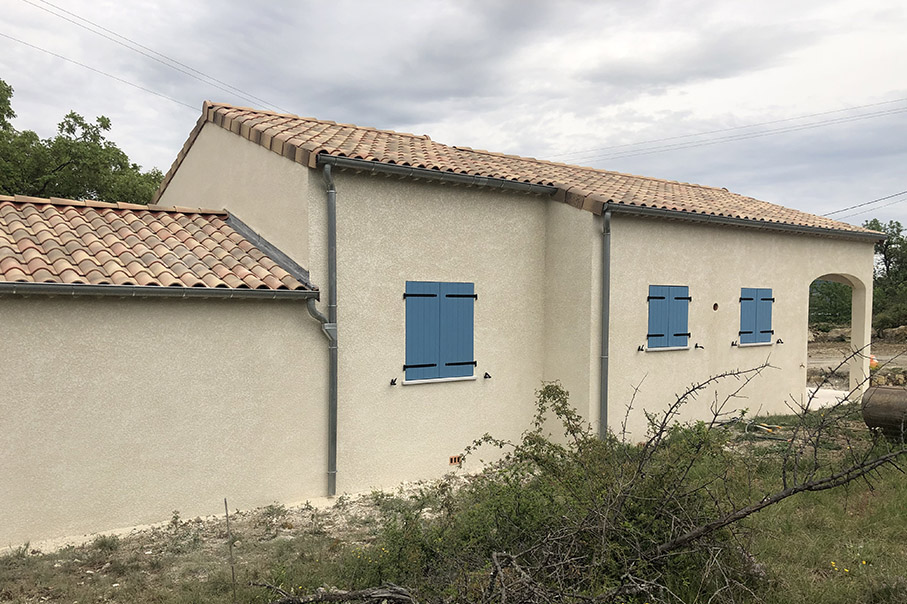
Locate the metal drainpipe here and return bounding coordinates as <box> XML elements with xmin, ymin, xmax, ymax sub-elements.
<box><xmin>600</xmin><ymin>208</ymin><xmax>612</xmax><ymax>438</ymax></box>
<box><xmin>307</xmin><ymin>163</ymin><xmax>339</xmax><ymax>497</ymax></box>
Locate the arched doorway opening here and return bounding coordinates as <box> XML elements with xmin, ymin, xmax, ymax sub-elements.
<box><xmin>807</xmin><ymin>273</ymin><xmax>871</xmax><ymax>402</ymax></box>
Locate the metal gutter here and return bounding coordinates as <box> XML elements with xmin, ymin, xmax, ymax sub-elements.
<box><xmin>603</xmin><ymin>203</ymin><xmax>885</xmax><ymax>242</ymax></box>
<box><xmin>0</xmin><ymin>282</ymin><xmax>317</xmax><ymax>300</ymax></box>
<box><xmin>316</xmin><ymin>155</ymin><xmax>559</xmax><ymax>196</ymax></box>
<box><xmin>317</xmin><ymin>156</ymin><xmax>880</xmax><ymax>242</ymax></box>
<box><xmin>599</xmin><ymin>209</ymin><xmax>611</xmax><ymax>438</ymax></box>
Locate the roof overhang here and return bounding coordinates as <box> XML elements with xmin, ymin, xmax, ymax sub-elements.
<box><xmin>317</xmin><ymin>154</ymin><xmax>884</xmax><ymax>242</ymax></box>
<box><xmin>603</xmin><ymin>202</ymin><xmax>887</xmax><ymax>242</ymax></box>
<box><xmin>0</xmin><ymin>282</ymin><xmax>319</xmax><ymax>300</ymax></box>
<box><xmin>315</xmin><ymin>154</ymin><xmax>559</xmax><ymax>196</ymax></box>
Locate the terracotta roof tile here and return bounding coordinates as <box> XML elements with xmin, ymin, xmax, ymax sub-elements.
<box><xmin>0</xmin><ymin>195</ymin><xmax>315</xmax><ymax>293</ymax></box>
<box><xmin>155</xmin><ymin>102</ymin><xmax>880</xmax><ymax>238</ymax></box>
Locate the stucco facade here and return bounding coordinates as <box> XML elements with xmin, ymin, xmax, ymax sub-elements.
<box><xmin>1</xmin><ymin>296</ymin><xmax>327</xmax><ymax>546</ymax></box>
<box><xmin>159</xmin><ymin>124</ymin><xmax>877</xmax><ymax>480</ymax></box>
<box><xmin>607</xmin><ymin>214</ymin><xmax>874</xmax><ymax>437</ymax></box>
<box><xmin>160</xmin><ymin>125</ymin><xmax>598</xmax><ymax>492</ymax></box>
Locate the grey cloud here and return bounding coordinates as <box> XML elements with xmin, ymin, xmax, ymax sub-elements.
<box><xmin>579</xmin><ymin>25</ymin><xmax>821</xmax><ymax>92</ymax></box>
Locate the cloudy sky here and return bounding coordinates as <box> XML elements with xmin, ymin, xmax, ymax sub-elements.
<box><xmin>3</xmin><ymin>0</ymin><xmax>906</xmax><ymax>225</ymax></box>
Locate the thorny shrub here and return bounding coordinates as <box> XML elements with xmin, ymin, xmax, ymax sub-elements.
<box><xmin>341</xmin><ymin>382</ymin><xmax>763</xmax><ymax>603</ymax></box>
<box><xmin>278</xmin><ymin>355</ymin><xmax>905</xmax><ymax>604</ymax></box>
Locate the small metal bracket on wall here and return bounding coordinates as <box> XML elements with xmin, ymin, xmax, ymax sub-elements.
<box><xmin>390</xmin><ymin>378</ymin><xmax>397</xmax><ymax>386</ymax></box>
<box><xmin>695</xmin><ymin>343</ymin><xmax>705</xmax><ymax>349</ymax></box>
<box><xmin>637</xmin><ymin>345</ymin><xmax>646</xmax><ymax>352</ymax></box>
<box><xmin>731</xmin><ymin>340</ymin><xmax>738</xmax><ymax>347</ymax></box>
<box><xmin>776</xmin><ymin>338</ymin><xmax>784</xmax><ymax>344</ymax></box>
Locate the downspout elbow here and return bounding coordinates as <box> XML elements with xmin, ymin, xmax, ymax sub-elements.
<box><xmin>306</xmin><ymin>298</ymin><xmax>336</xmax><ymax>342</ymax></box>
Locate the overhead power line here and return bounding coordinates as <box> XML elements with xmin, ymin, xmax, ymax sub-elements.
<box><xmin>0</xmin><ymin>31</ymin><xmax>198</xmax><ymax>111</ymax></box>
<box><xmin>548</xmin><ymin>97</ymin><xmax>907</xmax><ymax>162</ymax></box>
<box><xmin>563</xmin><ymin>105</ymin><xmax>907</xmax><ymax>164</ymax></box>
<box><xmin>21</xmin><ymin>0</ymin><xmax>290</xmax><ymax>113</ymax></box>
<box><xmin>824</xmin><ymin>189</ymin><xmax>907</xmax><ymax>216</ymax></box>
<box><xmin>837</xmin><ymin>191</ymin><xmax>907</xmax><ymax>221</ymax></box>
<box><xmin>552</xmin><ymin>96</ymin><xmax>907</xmax><ymax>162</ymax></box>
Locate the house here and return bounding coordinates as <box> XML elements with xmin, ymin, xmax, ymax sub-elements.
<box><xmin>1</xmin><ymin>102</ymin><xmax>881</xmax><ymax>546</ymax></box>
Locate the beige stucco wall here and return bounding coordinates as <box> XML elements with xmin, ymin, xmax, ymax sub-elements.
<box><xmin>542</xmin><ymin>203</ymin><xmax>601</xmax><ymax>424</ymax></box>
<box><xmin>159</xmin><ymin>124</ymin><xmax>311</xmax><ymax>269</ymax></box>
<box><xmin>160</xmin><ymin>129</ymin><xmax>595</xmax><ymax>496</ymax></box>
<box><xmin>1</xmin><ymin>296</ymin><xmax>327</xmax><ymax>546</ymax></box>
<box><xmin>607</xmin><ymin>214</ymin><xmax>875</xmax><ymax>438</ymax></box>
<box><xmin>327</xmin><ymin>173</ymin><xmax>551</xmax><ymax>493</ymax></box>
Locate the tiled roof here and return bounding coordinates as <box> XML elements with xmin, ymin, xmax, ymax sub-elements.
<box><xmin>0</xmin><ymin>195</ymin><xmax>315</xmax><ymax>294</ymax></box>
<box><xmin>156</xmin><ymin>102</ymin><xmax>880</xmax><ymax>239</ymax></box>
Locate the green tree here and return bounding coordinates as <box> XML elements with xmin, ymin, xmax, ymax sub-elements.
<box><xmin>0</xmin><ymin>79</ymin><xmax>162</xmax><ymax>204</ymax></box>
<box><xmin>863</xmin><ymin>218</ymin><xmax>907</xmax><ymax>331</ymax></box>
<box><xmin>809</xmin><ymin>279</ymin><xmax>851</xmax><ymax>326</ymax></box>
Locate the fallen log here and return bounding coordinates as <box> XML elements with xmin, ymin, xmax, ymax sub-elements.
<box><xmin>252</xmin><ymin>581</ymin><xmax>417</xmax><ymax>604</ymax></box>
<box><xmin>862</xmin><ymin>386</ymin><xmax>907</xmax><ymax>441</ymax></box>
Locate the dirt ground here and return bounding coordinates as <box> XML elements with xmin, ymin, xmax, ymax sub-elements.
<box><xmin>808</xmin><ymin>341</ymin><xmax>907</xmax><ymax>370</ymax></box>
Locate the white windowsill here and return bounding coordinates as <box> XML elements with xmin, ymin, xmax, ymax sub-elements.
<box><xmin>645</xmin><ymin>346</ymin><xmax>690</xmax><ymax>352</ymax></box>
<box><xmin>402</xmin><ymin>375</ymin><xmax>477</xmax><ymax>386</ymax></box>
<box><xmin>737</xmin><ymin>341</ymin><xmax>774</xmax><ymax>348</ymax></box>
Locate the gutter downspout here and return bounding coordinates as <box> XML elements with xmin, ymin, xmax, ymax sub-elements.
<box><xmin>600</xmin><ymin>208</ymin><xmax>612</xmax><ymax>438</ymax></box>
<box><xmin>307</xmin><ymin>164</ymin><xmax>339</xmax><ymax>497</ymax></box>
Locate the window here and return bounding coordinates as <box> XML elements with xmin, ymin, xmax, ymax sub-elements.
<box><xmin>404</xmin><ymin>281</ymin><xmax>476</xmax><ymax>381</ymax></box>
<box><xmin>739</xmin><ymin>288</ymin><xmax>774</xmax><ymax>344</ymax></box>
<box><xmin>647</xmin><ymin>285</ymin><xmax>690</xmax><ymax>349</ymax></box>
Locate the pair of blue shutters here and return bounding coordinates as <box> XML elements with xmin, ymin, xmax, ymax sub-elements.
<box><xmin>647</xmin><ymin>285</ymin><xmax>691</xmax><ymax>348</ymax></box>
<box><xmin>404</xmin><ymin>281</ymin><xmax>475</xmax><ymax>381</ymax></box>
<box><xmin>740</xmin><ymin>288</ymin><xmax>774</xmax><ymax>344</ymax></box>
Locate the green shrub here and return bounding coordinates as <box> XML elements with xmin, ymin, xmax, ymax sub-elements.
<box><xmin>342</xmin><ymin>383</ymin><xmax>760</xmax><ymax>603</ymax></box>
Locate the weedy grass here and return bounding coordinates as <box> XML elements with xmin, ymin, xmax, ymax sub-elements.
<box><xmin>751</xmin><ymin>468</ymin><xmax>907</xmax><ymax>604</ymax></box>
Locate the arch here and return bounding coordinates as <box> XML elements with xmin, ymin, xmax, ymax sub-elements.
<box><xmin>809</xmin><ymin>271</ymin><xmax>872</xmax><ymax>395</ymax></box>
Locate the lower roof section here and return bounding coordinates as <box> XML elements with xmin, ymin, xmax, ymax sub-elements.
<box><xmin>0</xmin><ymin>195</ymin><xmax>317</xmax><ymax>299</ymax></box>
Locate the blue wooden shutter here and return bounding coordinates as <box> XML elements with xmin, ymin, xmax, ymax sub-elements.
<box><xmin>439</xmin><ymin>282</ymin><xmax>475</xmax><ymax>378</ymax></box>
<box><xmin>405</xmin><ymin>281</ymin><xmax>440</xmax><ymax>380</ymax></box>
<box><xmin>668</xmin><ymin>286</ymin><xmax>690</xmax><ymax>347</ymax></box>
<box><xmin>756</xmin><ymin>288</ymin><xmax>774</xmax><ymax>343</ymax></box>
<box><xmin>739</xmin><ymin>288</ymin><xmax>757</xmax><ymax>344</ymax></box>
<box><xmin>647</xmin><ymin>285</ymin><xmax>670</xmax><ymax>348</ymax></box>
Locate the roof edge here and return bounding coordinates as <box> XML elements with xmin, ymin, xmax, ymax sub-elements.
<box><xmin>315</xmin><ymin>154</ymin><xmax>559</xmax><ymax>196</ymax></box>
<box><xmin>152</xmin><ymin>101</ymin><xmax>212</xmax><ymax>204</ymax></box>
<box><xmin>606</xmin><ymin>203</ymin><xmax>886</xmax><ymax>242</ymax></box>
<box><xmin>0</xmin><ymin>281</ymin><xmax>319</xmax><ymax>300</ymax></box>
<box><xmin>225</xmin><ymin>211</ymin><xmax>316</xmax><ymax>289</ymax></box>
<box><xmin>0</xmin><ymin>194</ymin><xmax>226</xmax><ymax>215</ymax></box>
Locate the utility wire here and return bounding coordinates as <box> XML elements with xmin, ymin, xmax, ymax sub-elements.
<box><xmin>21</xmin><ymin>0</ymin><xmax>290</xmax><ymax>113</ymax></box>
<box><xmin>552</xmin><ymin>96</ymin><xmax>907</xmax><ymax>161</ymax></box>
<box><xmin>569</xmin><ymin>105</ymin><xmax>907</xmax><ymax>163</ymax></box>
<box><xmin>838</xmin><ymin>192</ymin><xmax>907</xmax><ymax>221</ymax></box>
<box><xmin>0</xmin><ymin>31</ymin><xmax>198</xmax><ymax>111</ymax></box>
<box><xmin>823</xmin><ymin>189</ymin><xmax>907</xmax><ymax>216</ymax></box>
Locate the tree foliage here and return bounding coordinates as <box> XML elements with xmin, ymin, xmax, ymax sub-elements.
<box><xmin>0</xmin><ymin>79</ymin><xmax>162</xmax><ymax>204</ymax></box>
<box><xmin>864</xmin><ymin>218</ymin><xmax>907</xmax><ymax>331</ymax></box>
<box><xmin>809</xmin><ymin>279</ymin><xmax>852</xmax><ymax>327</ymax></box>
